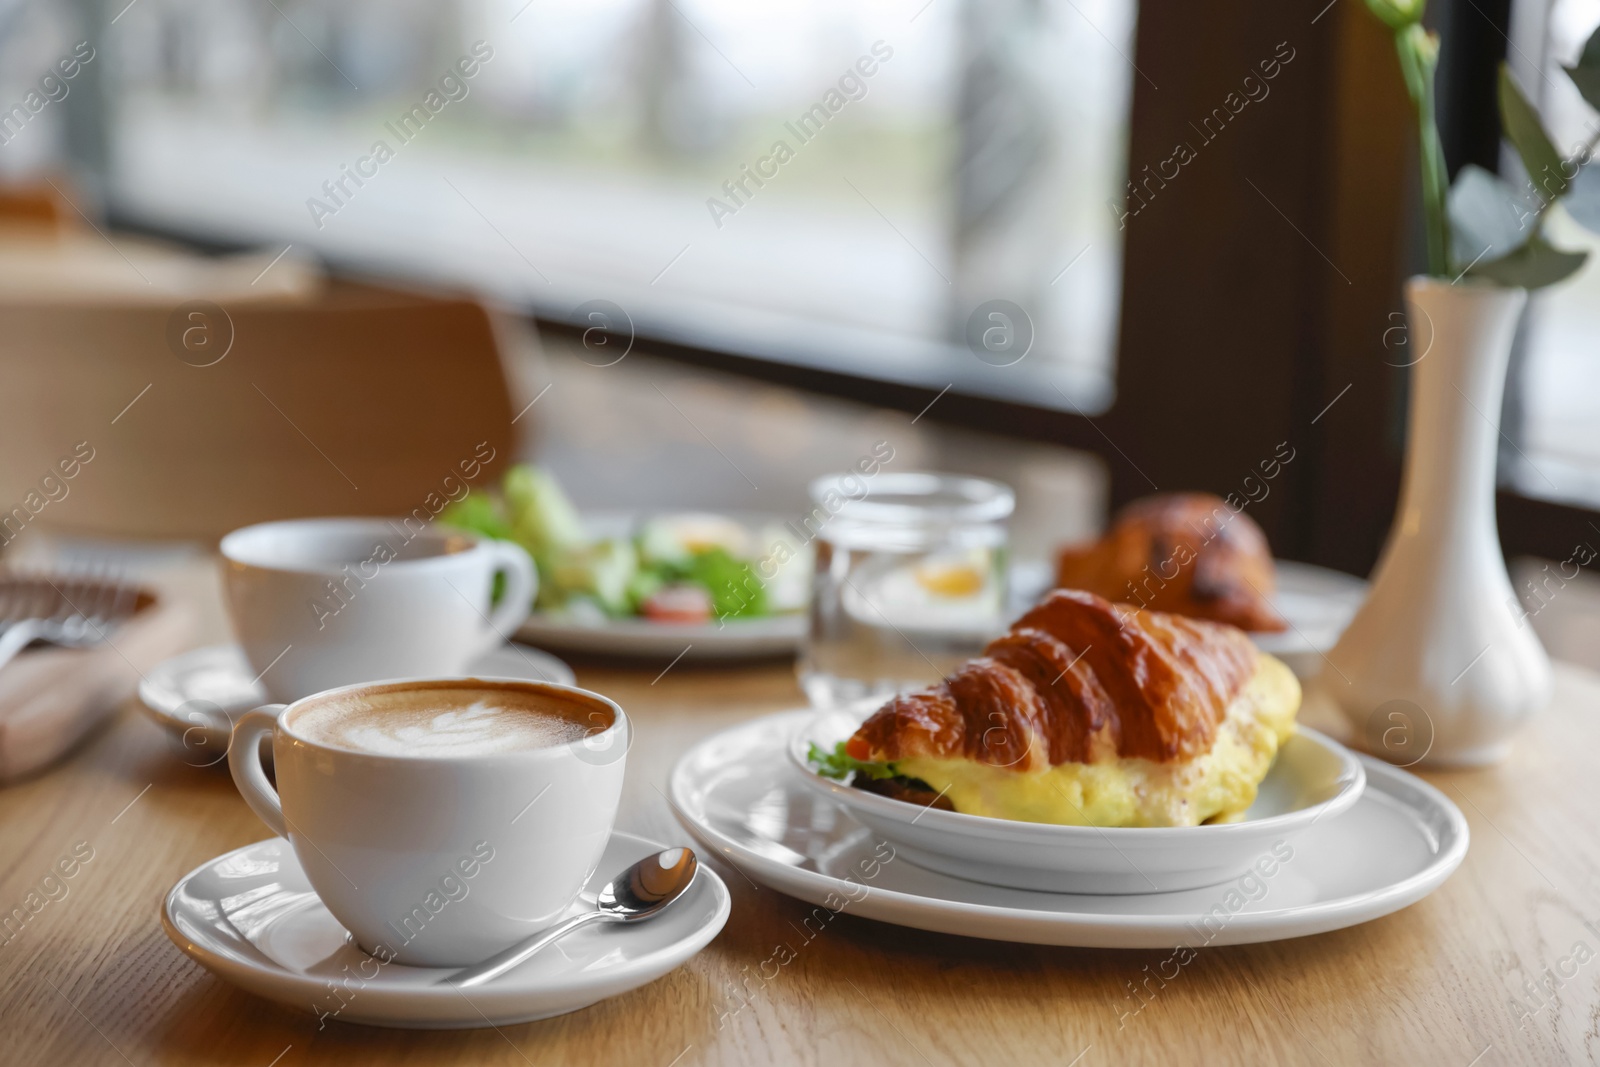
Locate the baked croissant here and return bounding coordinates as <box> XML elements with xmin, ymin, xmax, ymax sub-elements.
<box><xmin>1054</xmin><ymin>493</ymin><xmax>1286</xmax><ymax>632</ymax></box>
<box><xmin>839</xmin><ymin>590</ymin><xmax>1300</xmax><ymax>827</ymax></box>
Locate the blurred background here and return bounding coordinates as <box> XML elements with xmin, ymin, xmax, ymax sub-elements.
<box><xmin>2</xmin><ymin>0</ymin><xmax>1600</xmax><ymax>660</ymax></box>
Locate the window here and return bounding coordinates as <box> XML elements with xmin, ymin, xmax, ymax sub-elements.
<box><xmin>98</xmin><ymin>0</ymin><xmax>1137</xmax><ymax>410</ymax></box>
<box><xmin>1506</xmin><ymin>0</ymin><xmax>1600</xmax><ymax>506</ymax></box>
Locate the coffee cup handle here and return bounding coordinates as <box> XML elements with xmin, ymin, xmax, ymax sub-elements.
<box><xmin>229</xmin><ymin>706</ymin><xmax>288</xmax><ymax>837</ymax></box>
<box><xmin>478</xmin><ymin>540</ymin><xmax>537</xmax><ymax>655</ymax></box>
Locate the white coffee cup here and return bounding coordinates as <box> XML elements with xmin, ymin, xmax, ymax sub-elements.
<box><xmin>220</xmin><ymin>517</ymin><xmax>536</xmax><ymax>703</ymax></box>
<box><xmin>228</xmin><ymin>676</ymin><xmax>628</xmax><ymax>967</ymax></box>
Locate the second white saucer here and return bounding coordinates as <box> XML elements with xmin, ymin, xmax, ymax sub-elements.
<box><xmin>138</xmin><ymin>643</ymin><xmax>575</xmax><ymax>767</ymax></box>
<box><xmin>161</xmin><ymin>830</ymin><xmax>729</xmax><ymax>1028</ymax></box>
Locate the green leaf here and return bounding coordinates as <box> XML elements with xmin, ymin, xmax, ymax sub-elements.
<box><xmin>807</xmin><ymin>741</ymin><xmax>897</xmax><ymax>781</ymax></box>
<box><xmin>1469</xmin><ymin>234</ymin><xmax>1589</xmax><ymax>289</ymax></box>
<box><xmin>1565</xmin><ymin>23</ymin><xmax>1600</xmax><ymax>112</ymax></box>
<box><xmin>1363</xmin><ymin>0</ymin><xmax>1426</xmax><ymax>31</ymax></box>
<box><xmin>684</xmin><ymin>547</ymin><xmax>766</xmax><ymax>619</ymax></box>
<box><xmin>1500</xmin><ymin>65</ymin><xmax>1570</xmax><ymax>203</ymax></box>
<box><xmin>1449</xmin><ymin>164</ymin><xmax>1538</xmax><ymax>268</ymax></box>
<box><xmin>1565</xmin><ymin>163</ymin><xmax>1600</xmax><ymax>233</ymax></box>
<box><xmin>438</xmin><ymin>490</ymin><xmax>515</xmax><ymax>542</ymax></box>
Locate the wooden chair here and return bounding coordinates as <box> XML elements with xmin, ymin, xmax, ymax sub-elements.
<box><xmin>0</xmin><ymin>279</ymin><xmax>519</xmax><ymax>544</ymax></box>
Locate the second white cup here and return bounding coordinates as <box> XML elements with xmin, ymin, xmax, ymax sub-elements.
<box><xmin>220</xmin><ymin>517</ymin><xmax>536</xmax><ymax>703</ymax></box>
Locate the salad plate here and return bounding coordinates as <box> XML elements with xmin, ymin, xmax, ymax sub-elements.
<box><xmin>789</xmin><ymin>707</ymin><xmax>1365</xmax><ymax>894</ymax></box>
<box><xmin>162</xmin><ymin>830</ymin><xmax>730</xmax><ymax>1028</ymax></box>
<box><xmin>442</xmin><ymin>466</ymin><xmax>809</xmax><ymax>660</ymax></box>
<box><xmin>510</xmin><ymin>511</ymin><xmax>807</xmax><ymax>659</ymax></box>
<box><xmin>137</xmin><ymin>642</ymin><xmax>574</xmax><ymax>766</ymax></box>
<box><xmin>668</xmin><ymin>710</ymin><xmax>1468</xmax><ymax>948</ymax></box>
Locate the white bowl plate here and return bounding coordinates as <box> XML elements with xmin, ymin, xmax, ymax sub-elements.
<box><xmin>788</xmin><ymin>708</ymin><xmax>1365</xmax><ymax>894</ymax></box>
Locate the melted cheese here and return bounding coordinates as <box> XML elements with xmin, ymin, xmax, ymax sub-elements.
<box><xmin>892</xmin><ymin>654</ymin><xmax>1300</xmax><ymax>828</ymax></box>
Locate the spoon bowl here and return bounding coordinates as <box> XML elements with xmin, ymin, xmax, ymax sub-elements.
<box><xmin>441</xmin><ymin>847</ymin><xmax>698</xmax><ymax>988</ymax></box>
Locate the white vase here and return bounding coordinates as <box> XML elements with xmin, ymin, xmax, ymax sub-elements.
<box><xmin>1314</xmin><ymin>276</ymin><xmax>1552</xmax><ymax>767</ymax></box>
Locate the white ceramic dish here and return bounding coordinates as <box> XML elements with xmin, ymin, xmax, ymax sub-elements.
<box><xmin>161</xmin><ymin>831</ymin><xmax>729</xmax><ymax>1028</ymax></box>
<box><xmin>669</xmin><ymin>710</ymin><xmax>1467</xmax><ymax>947</ymax></box>
<box><xmin>137</xmin><ymin>643</ymin><xmax>574</xmax><ymax>766</ymax></box>
<box><xmin>516</xmin><ymin>611</ymin><xmax>805</xmax><ymax>660</ymax></box>
<box><xmin>513</xmin><ymin>511</ymin><xmax>807</xmax><ymax>661</ymax></box>
<box><xmin>788</xmin><ymin>708</ymin><xmax>1365</xmax><ymax>893</ymax></box>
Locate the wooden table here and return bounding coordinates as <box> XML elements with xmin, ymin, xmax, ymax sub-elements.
<box><xmin>3</xmin><ymin>619</ymin><xmax>1598</xmax><ymax>1066</ymax></box>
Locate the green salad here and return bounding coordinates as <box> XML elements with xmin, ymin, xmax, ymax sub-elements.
<box><xmin>440</xmin><ymin>464</ymin><xmax>808</xmax><ymax>624</ymax></box>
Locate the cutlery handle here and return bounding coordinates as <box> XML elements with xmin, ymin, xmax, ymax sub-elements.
<box><xmin>0</xmin><ymin>621</ymin><xmax>41</xmax><ymax>674</ymax></box>
<box><xmin>443</xmin><ymin>909</ymin><xmax>610</xmax><ymax>988</ymax></box>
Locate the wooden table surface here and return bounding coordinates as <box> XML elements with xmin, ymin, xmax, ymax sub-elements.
<box><xmin>3</xmin><ymin>612</ymin><xmax>1599</xmax><ymax>1066</ymax></box>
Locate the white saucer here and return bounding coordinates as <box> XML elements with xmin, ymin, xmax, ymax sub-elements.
<box><xmin>161</xmin><ymin>830</ymin><xmax>730</xmax><ymax>1028</ymax></box>
<box><xmin>138</xmin><ymin>643</ymin><xmax>575</xmax><ymax>767</ymax></box>
<box><xmin>669</xmin><ymin>710</ymin><xmax>1468</xmax><ymax>948</ymax></box>
<box><xmin>788</xmin><ymin>708</ymin><xmax>1365</xmax><ymax>893</ymax></box>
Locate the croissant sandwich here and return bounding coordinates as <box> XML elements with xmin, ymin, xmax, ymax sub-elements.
<box><xmin>1054</xmin><ymin>492</ymin><xmax>1286</xmax><ymax>632</ymax></box>
<box><xmin>812</xmin><ymin>590</ymin><xmax>1300</xmax><ymax>828</ymax></box>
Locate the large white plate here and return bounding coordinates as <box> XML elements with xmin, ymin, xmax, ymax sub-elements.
<box><xmin>669</xmin><ymin>710</ymin><xmax>1467</xmax><ymax>948</ymax></box>
<box><xmin>513</xmin><ymin>511</ymin><xmax>806</xmax><ymax>660</ymax></box>
<box><xmin>161</xmin><ymin>830</ymin><xmax>730</xmax><ymax>1029</ymax></box>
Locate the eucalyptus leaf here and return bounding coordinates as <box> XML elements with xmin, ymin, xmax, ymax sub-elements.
<box><xmin>1363</xmin><ymin>0</ymin><xmax>1426</xmax><ymax>31</ymax></box>
<box><xmin>1449</xmin><ymin>164</ymin><xmax>1536</xmax><ymax>268</ymax></box>
<box><xmin>1565</xmin><ymin>24</ymin><xmax>1600</xmax><ymax>113</ymax></box>
<box><xmin>1469</xmin><ymin>235</ymin><xmax>1588</xmax><ymax>289</ymax></box>
<box><xmin>1500</xmin><ymin>65</ymin><xmax>1570</xmax><ymax>203</ymax></box>
<box><xmin>1566</xmin><ymin>162</ymin><xmax>1600</xmax><ymax>233</ymax></box>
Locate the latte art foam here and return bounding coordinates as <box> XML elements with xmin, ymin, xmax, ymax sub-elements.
<box><xmin>290</xmin><ymin>682</ymin><xmax>604</xmax><ymax>757</ymax></box>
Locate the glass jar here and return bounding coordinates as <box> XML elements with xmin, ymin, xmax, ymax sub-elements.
<box><xmin>798</xmin><ymin>471</ymin><xmax>1014</xmax><ymax>708</ymax></box>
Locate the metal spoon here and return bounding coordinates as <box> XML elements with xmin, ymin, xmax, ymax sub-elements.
<box><xmin>439</xmin><ymin>847</ymin><xmax>698</xmax><ymax>988</ymax></box>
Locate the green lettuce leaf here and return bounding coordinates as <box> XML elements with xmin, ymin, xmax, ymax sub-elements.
<box><xmin>807</xmin><ymin>741</ymin><xmax>897</xmax><ymax>781</ymax></box>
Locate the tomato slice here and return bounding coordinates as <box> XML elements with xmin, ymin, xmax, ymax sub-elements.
<box><xmin>641</xmin><ymin>584</ymin><xmax>714</xmax><ymax>623</ymax></box>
